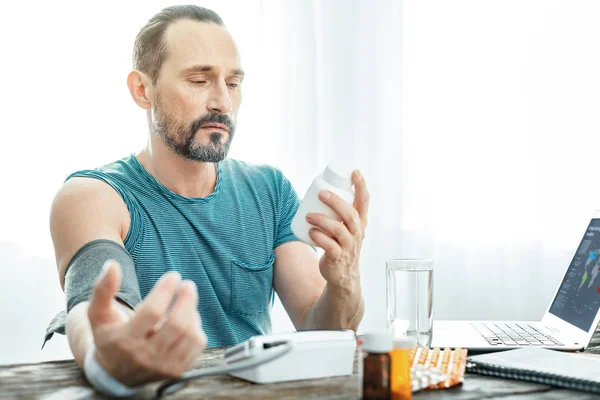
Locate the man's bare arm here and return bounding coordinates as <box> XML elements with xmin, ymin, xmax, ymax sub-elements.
<box><xmin>50</xmin><ymin>177</ymin><xmax>130</xmax><ymax>289</ymax></box>
<box><xmin>302</xmin><ymin>281</ymin><xmax>364</xmax><ymax>331</ymax></box>
<box><xmin>50</xmin><ymin>177</ymin><xmax>131</xmax><ymax>367</ymax></box>
<box><xmin>273</xmin><ymin>241</ymin><xmax>364</xmax><ymax>331</ymax></box>
<box><xmin>274</xmin><ymin>170</ymin><xmax>369</xmax><ymax>332</ymax></box>
<box><xmin>49</xmin><ymin>177</ymin><xmax>206</xmax><ymax>386</ymax></box>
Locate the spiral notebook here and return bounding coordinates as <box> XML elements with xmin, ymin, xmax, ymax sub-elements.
<box><xmin>466</xmin><ymin>347</ymin><xmax>600</xmax><ymax>394</ymax></box>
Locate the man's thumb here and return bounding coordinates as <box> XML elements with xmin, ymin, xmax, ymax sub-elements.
<box><xmin>88</xmin><ymin>260</ymin><xmax>122</xmax><ymax>325</ymax></box>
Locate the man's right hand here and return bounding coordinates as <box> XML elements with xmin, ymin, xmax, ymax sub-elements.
<box><xmin>86</xmin><ymin>260</ymin><xmax>207</xmax><ymax>387</ymax></box>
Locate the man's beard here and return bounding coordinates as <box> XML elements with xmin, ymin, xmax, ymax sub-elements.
<box><xmin>151</xmin><ymin>97</ymin><xmax>235</xmax><ymax>163</ymax></box>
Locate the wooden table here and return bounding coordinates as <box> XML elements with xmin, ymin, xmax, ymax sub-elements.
<box><xmin>2</xmin><ymin>328</ymin><xmax>599</xmax><ymax>399</ymax></box>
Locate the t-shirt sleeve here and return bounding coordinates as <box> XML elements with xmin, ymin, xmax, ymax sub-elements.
<box><xmin>274</xmin><ymin>171</ymin><xmax>301</xmax><ymax>248</ymax></box>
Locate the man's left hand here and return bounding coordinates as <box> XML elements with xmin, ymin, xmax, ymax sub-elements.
<box><xmin>305</xmin><ymin>170</ymin><xmax>369</xmax><ymax>295</ymax></box>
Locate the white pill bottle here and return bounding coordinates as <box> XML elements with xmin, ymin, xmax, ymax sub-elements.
<box><xmin>291</xmin><ymin>163</ymin><xmax>356</xmax><ymax>247</ymax></box>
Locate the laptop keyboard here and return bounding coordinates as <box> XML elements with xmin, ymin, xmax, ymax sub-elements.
<box><xmin>472</xmin><ymin>322</ymin><xmax>564</xmax><ymax>347</ymax></box>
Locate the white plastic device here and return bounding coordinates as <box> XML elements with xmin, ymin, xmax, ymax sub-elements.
<box><xmin>224</xmin><ymin>330</ymin><xmax>357</xmax><ymax>384</ymax></box>
<box><xmin>156</xmin><ymin>339</ymin><xmax>294</xmax><ymax>397</ymax></box>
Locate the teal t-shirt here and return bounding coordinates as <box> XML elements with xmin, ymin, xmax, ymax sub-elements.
<box><xmin>68</xmin><ymin>155</ymin><xmax>301</xmax><ymax>347</ymax></box>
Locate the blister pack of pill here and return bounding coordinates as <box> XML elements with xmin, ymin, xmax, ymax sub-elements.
<box><xmin>410</xmin><ymin>347</ymin><xmax>468</xmax><ymax>391</ymax></box>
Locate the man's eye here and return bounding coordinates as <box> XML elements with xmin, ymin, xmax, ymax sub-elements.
<box><xmin>228</xmin><ymin>83</ymin><xmax>239</xmax><ymax>88</ymax></box>
<box><xmin>192</xmin><ymin>80</ymin><xmax>207</xmax><ymax>85</ymax></box>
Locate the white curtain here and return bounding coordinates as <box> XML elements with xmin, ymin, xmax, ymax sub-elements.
<box><xmin>2</xmin><ymin>0</ymin><xmax>600</xmax><ymax>365</ymax></box>
<box><xmin>400</xmin><ymin>0</ymin><xmax>600</xmax><ymax>323</ymax></box>
<box><xmin>250</xmin><ymin>0</ymin><xmax>403</xmax><ymax>334</ymax></box>
<box><xmin>262</xmin><ymin>0</ymin><xmax>600</xmax><ymax>334</ymax></box>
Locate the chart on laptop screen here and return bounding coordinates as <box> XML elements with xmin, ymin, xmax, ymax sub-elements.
<box><xmin>549</xmin><ymin>218</ymin><xmax>600</xmax><ymax>332</ymax></box>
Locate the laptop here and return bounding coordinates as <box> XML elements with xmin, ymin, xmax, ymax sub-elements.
<box><xmin>431</xmin><ymin>211</ymin><xmax>600</xmax><ymax>352</ymax></box>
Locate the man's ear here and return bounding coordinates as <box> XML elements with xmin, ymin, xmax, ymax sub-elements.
<box><xmin>127</xmin><ymin>70</ymin><xmax>152</xmax><ymax>110</ymax></box>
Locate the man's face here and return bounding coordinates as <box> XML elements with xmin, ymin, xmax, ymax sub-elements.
<box><xmin>149</xmin><ymin>20</ymin><xmax>243</xmax><ymax>162</ymax></box>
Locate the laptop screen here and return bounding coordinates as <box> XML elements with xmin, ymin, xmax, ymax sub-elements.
<box><xmin>549</xmin><ymin>218</ymin><xmax>600</xmax><ymax>332</ymax></box>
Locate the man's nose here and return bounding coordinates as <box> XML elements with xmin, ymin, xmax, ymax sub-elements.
<box><xmin>206</xmin><ymin>81</ymin><xmax>232</xmax><ymax>114</ymax></box>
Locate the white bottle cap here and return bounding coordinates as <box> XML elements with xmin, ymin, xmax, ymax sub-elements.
<box><xmin>362</xmin><ymin>331</ymin><xmax>393</xmax><ymax>353</ymax></box>
<box><xmin>323</xmin><ymin>163</ymin><xmax>353</xmax><ymax>189</ymax></box>
<box><xmin>393</xmin><ymin>336</ymin><xmax>417</xmax><ymax>349</ymax></box>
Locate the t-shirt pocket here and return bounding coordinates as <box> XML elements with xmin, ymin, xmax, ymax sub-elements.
<box><xmin>229</xmin><ymin>252</ymin><xmax>275</xmax><ymax>316</ymax></box>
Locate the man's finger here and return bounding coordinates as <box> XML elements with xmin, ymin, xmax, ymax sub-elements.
<box><xmin>128</xmin><ymin>271</ymin><xmax>182</xmax><ymax>336</ymax></box>
<box><xmin>149</xmin><ymin>280</ymin><xmax>199</xmax><ymax>354</ymax></box>
<box><xmin>317</xmin><ymin>190</ymin><xmax>362</xmax><ymax>235</ymax></box>
<box><xmin>352</xmin><ymin>170</ymin><xmax>370</xmax><ymax>228</ymax></box>
<box><xmin>171</xmin><ymin>324</ymin><xmax>206</xmax><ymax>372</ymax></box>
<box><xmin>306</xmin><ymin>213</ymin><xmax>353</xmax><ymax>248</ymax></box>
<box><xmin>309</xmin><ymin>228</ymin><xmax>342</xmax><ymax>257</ymax></box>
<box><xmin>88</xmin><ymin>260</ymin><xmax>122</xmax><ymax>326</ymax></box>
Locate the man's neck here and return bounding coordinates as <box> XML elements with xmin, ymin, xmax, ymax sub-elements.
<box><xmin>136</xmin><ymin>135</ymin><xmax>218</xmax><ymax>198</ymax></box>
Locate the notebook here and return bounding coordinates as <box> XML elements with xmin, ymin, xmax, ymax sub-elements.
<box><xmin>466</xmin><ymin>348</ymin><xmax>600</xmax><ymax>394</ymax></box>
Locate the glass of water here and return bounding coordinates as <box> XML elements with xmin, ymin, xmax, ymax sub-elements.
<box><xmin>386</xmin><ymin>259</ymin><xmax>434</xmax><ymax>347</ymax></box>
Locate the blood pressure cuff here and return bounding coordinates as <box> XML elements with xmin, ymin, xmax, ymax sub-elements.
<box><xmin>42</xmin><ymin>239</ymin><xmax>142</xmax><ymax>348</ymax></box>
